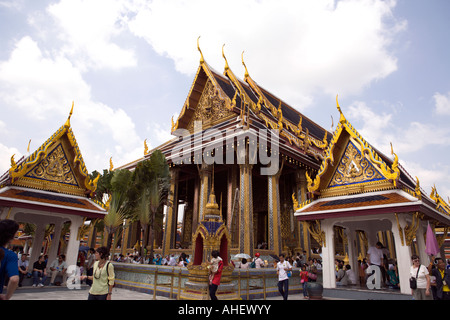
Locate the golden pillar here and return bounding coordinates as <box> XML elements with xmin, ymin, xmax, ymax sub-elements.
<box><xmin>239</xmin><ymin>163</ymin><xmax>254</xmax><ymax>256</ymax></box>
<box><xmin>268</xmin><ymin>174</ymin><xmax>282</xmax><ymax>254</ymax></box>
<box><xmin>198</xmin><ymin>163</ymin><xmax>212</xmax><ymax>222</ymax></box>
<box><xmin>227</xmin><ymin>165</ymin><xmax>239</xmax><ymax>248</ymax></box>
<box><xmin>121</xmin><ymin>219</ymin><xmax>131</xmax><ymax>255</ymax></box>
<box><xmin>295</xmin><ymin>168</ymin><xmax>310</xmax><ymax>253</ymax></box>
<box><xmin>162</xmin><ymin>168</ymin><xmax>179</xmax><ymax>255</ymax></box>
<box><xmin>191</xmin><ymin>178</ymin><xmax>200</xmax><ymax>236</ymax></box>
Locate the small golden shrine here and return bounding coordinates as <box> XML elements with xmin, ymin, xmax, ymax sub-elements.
<box><xmin>180</xmin><ymin>171</ymin><xmax>238</xmax><ymax>300</ymax></box>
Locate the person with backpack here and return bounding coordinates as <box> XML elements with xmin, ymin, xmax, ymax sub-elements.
<box><xmin>81</xmin><ymin>246</ymin><xmax>114</xmax><ymax>300</ymax></box>
<box><xmin>251</xmin><ymin>252</ymin><xmax>264</xmax><ymax>268</ymax></box>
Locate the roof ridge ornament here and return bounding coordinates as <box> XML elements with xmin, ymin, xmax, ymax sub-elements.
<box><xmin>222</xmin><ymin>44</ymin><xmax>229</xmax><ymax>71</ymax></box>
<box><xmin>197</xmin><ymin>36</ymin><xmax>205</xmax><ymax>65</ymax></box>
<box><xmin>64</xmin><ymin>101</ymin><xmax>74</xmax><ymax>128</ymax></box>
<box><xmin>241</xmin><ymin>51</ymin><xmax>249</xmax><ymax>79</ymax></box>
<box><xmin>336</xmin><ymin>95</ymin><xmax>346</xmax><ymax>123</ymax></box>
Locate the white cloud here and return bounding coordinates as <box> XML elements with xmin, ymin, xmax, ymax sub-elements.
<box><xmin>345</xmin><ymin>99</ymin><xmax>450</xmax><ymax>197</ymax></box>
<box><xmin>0</xmin><ymin>36</ymin><xmax>143</xmax><ymax>174</ymax></box>
<box><xmin>347</xmin><ymin>100</ymin><xmax>450</xmax><ymax>156</ymax></box>
<box><xmin>400</xmin><ymin>160</ymin><xmax>450</xmax><ymax>198</ymax></box>
<box><xmin>126</xmin><ymin>0</ymin><xmax>406</xmax><ymax>109</ymax></box>
<box><xmin>0</xmin><ymin>0</ymin><xmax>23</xmax><ymax>10</ymax></box>
<box><xmin>45</xmin><ymin>0</ymin><xmax>137</xmax><ymax>71</ymax></box>
<box><xmin>0</xmin><ymin>36</ymin><xmax>90</xmax><ymax>119</ymax></box>
<box><xmin>347</xmin><ymin>100</ymin><xmax>394</xmax><ymax>152</ymax></box>
<box><xmin>433</xmin><ymin>91</ymin><xmax>450</xmax><ymax>116</ymax></box>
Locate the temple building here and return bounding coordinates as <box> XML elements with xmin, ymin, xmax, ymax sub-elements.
<box><xmin>0</xmin><ymin>105</ymin><xmax>106</xmax><ymax>269</ymax></box>
<box><xmin>117</xmin><ymin>43</ymin><xmax>450</xmax><ymax>294</ymax></box>
<box><xmin>118</xmin><ymin>43</ymin><xmax>333</xmax><ymax>259</ymax></box>
<box><xmin>294</xmin><ymin>103</ymin><xmax>450</xmax><ymax>294</ymax></box>
<box><xmin>2</xmin><ymin>43</ymin><xmax>449</xmax><ymax>296</ymax></box>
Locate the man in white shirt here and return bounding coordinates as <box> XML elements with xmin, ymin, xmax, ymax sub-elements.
<box><xmin>168</xmin><ymin>254</ymin><xmax>177</xmax><ymax>266</ymax></box>
<box><xmin>276</xmin><ymin>254</ymin><xmax>292</xmax><ymax>300</ymax></box>
<box><xmin>367</xmin><ymin>242</ymin><xmax>384</xmax><ymax>267</ymax></box>
<box><xmin>49</xmin><ymin>254</ymin><xmax>68</xmax><ymax>286</ymax></box>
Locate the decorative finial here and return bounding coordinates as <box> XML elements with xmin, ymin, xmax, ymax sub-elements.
<box><xmin>336</xmin><ymin>95</ymin><xmax>346</xmax><ymax>123</ymax></box>
<box><xmin>222</xmin><ymin>44</ymin><xmax>229</xmax><ymax>71</ymax></box>
<box><xmin>10</xmin><ymin>154</ymin><xmax>16</xmax><ymax>168</ymax></box>
<box><xmin>144</xmin><ymin>139</ymin><xmax>149</xmax><ymax>155</ymax></box>
<box><xmin>389</xmin><ymin>141</ymin><xmax>399</xmax><ymax>186</ymax></box>
<box><xmin>197</xmin><ymin>36</ymin><xmax>204</xmax><ymax>64</ymax></box>
<box><xmin>27</xmin><ymin>139</ymin><xmax>31</xmax><ymax>153</ymax></box>
<box><xmin>90</xmin><ymin>172</ymin><xmax>101</xmax><ymax>193</ymax></box>
<box><xmin>64</xmin><ymin>101</ymin><xmax>74</xmax><ymax>128</ymax></box>
<box><xmin>109</xmin><ymin>157</ymin><xmax>114</xmax><ymax>171</ymax></box>
<box><xmin>241</xmin><ymin>51</ymin><xmax>249</xmax><ymax>79</ymax></box>
<box><xmin>415</xmin><ymin>176</ymin><xmax>422</xmax><ymax>199</ymax></box>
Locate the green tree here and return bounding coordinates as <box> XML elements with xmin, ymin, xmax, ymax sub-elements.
<box><xmin>130</xmin><ymin>150</ymin><xmax>170</xmax><ymax>263</ymax></box>
<box><xmin>103</xmin><ymin>169</ymin><xmax>132</xmax><ymax>252</ymax></box>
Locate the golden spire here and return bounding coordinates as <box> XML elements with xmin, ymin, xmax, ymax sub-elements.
<box><xmin>27</xmin><ymin>139</ymin><xmax>31</xmax><ymax>153</ymax></box>
<box><xmin>64</xmin><ymin>101</ymin><xmax>74</xmax><ymax>128</ymax></box>
<box><xmin>197</xmin><ymin>36</ymin><xmax>204</xmax><ymax>65</ymax></box>
<box><xmin>222</xmin><ymin>44</ymin><xmax>229</xmax><ymax>71</ymax></box>
<box><xmin>241</xmin><ymin>51</ymin><xmax>249</xmax><ymax>79</ymax></box>
<box><xmin>336</xmin><ymin>95</ymin><xmax>346</xmax><ymax>123</ymax></box>
<box><xmin>144</xmin><ymin>139</ymin><xmax>149</xmax><ymax>155</ymax></box>
<box><xmin>109</xmin><ymin>157</ymin><xmax>114</xmax><ymax>171</ymax></box>
<box><xmin>205</xmin><ymin>165</ymin><xmax>220</xmax><ymax>217</ymax></box>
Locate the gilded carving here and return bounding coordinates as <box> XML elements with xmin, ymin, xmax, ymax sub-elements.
<box><xmin>187</xmin><ymin>80</ymin><xmax>234</xmax><ymax>131</ymax></box>
<box><xmin>404</xmin><ymin>212</ymin><xmax>421</xmax><ymax>246</ymax></box>
<box><xmin>329</xmin><ymin>140</ymin><xmax>383</xmax><ymax>188</ymax></box>
<box><xmin>25</xmin><ymin>143</ymin><xmax>78</xmax><ymax>186</ymax></box>
<box><xmin>306</xmin><ymin>220</ymin><xmax>326</xmax><ymax>247</ymax></box>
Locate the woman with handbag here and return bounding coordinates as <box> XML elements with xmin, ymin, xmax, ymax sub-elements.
<box><xmin>410</xmin><ymin>255</ymin><xmax>432</xmax><ymax>300</ymax></box>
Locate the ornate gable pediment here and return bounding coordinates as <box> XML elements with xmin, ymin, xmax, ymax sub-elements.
<box><xmin>327</xmin><ymin>139</ymin><xmax>385</xmax><ymax>189</ymax></box>
<box><xmin>5</xmin><ymin>105</ymin><xmax>99</xmax><ymax>197</ymax></box>
<box><xmin>23</xmin><ymin>142</ymin><xmax>80</xmax><ymax>188</ymax></box>
<box><xmin>305</xmin><ymin>96</ymin><xmax>400</xmax><ymax>198</ymax></box>
<box><xmin>186</xmin><ymin>78</ymin><xmax>235</xmax><ymax>132</ymax></box>
<box><xmin>171</xmin><ymin>62</ymin><xmax>236</xmax><ymax>135</ymax></box>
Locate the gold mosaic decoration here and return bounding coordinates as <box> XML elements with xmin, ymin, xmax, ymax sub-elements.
<box><xmin>187</xmin><ymin>80</ymin><xmax>234</xmax><ymax>131</ymax></box>
<box><xmin>25</xmin><ymin>143</ymin><xmax>78</xmax><ymax>186</ymax></box>
<box><xmin>328</xmin><ymin>140</ymin><xmax>384</xmax><ymax>188</ymax></box>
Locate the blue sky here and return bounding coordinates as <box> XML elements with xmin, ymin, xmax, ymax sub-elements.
<box><xmin>1</xmin><ymin>0</ymin><xmax>450</xmax><ymax>198</ymax></box>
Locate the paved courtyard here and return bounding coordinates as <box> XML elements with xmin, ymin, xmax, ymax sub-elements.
<box><xmin>10</xmin><ymin>284</ymin><xmax>313</xmax><ymax>300</ymax></box>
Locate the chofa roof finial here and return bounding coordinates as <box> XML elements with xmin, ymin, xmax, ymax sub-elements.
<box><xmin>241</xmin><ymin>51</ymin><xmax>249</xmax><ymax>79</ymax></box>
<box><xmin>336</xmin><ymin>95</ymin><xmax>346</xmax><ymax>123</ymax></box>
<box><xmin>64</xmin><ymin>101</ymin><xmax>74</xmax><ymax>128</ymax></box>
<box><xmin>197</xmin><ymin>36</ymin><xmax>204</xmax><ymax>64</ymax></box>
